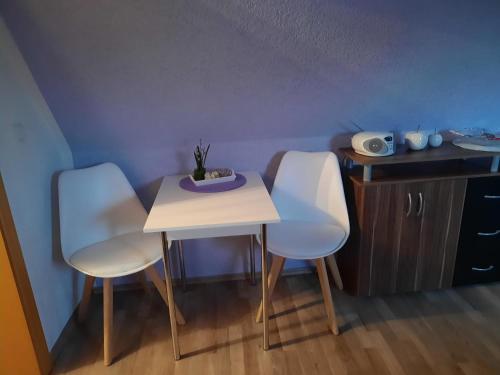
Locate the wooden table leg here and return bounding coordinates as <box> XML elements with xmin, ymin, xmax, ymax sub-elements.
<box><xmin>161</xmin><ymin>232</ymin><xmax>180</xmax><ymax>360</ymax></box>
<box><xmin>261</xmin><ymin>224</ymin><xmax>269</xmax><ymax>350</ymax></box>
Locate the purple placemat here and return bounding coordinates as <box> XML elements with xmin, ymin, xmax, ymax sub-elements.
<box><xmin>179</xmin><ymin>173</ymin><xmax>247</xmax><ymax>193</ymax></box>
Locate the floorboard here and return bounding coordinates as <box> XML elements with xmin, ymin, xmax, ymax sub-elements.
<box><xmin>52</xmin><ymin>275</ymin><xmax>500</xmax><ymax>374</ymax></box>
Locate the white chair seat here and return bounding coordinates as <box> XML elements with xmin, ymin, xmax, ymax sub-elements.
<box><xmin>69</xmin><ymin>231</ymin><xmax>163</xmax><ymax>278</ymax></box>
<box><xmin>263</xmin><ymin>220</ymin><xmax>347</xmax><ymax>260</ymax></box>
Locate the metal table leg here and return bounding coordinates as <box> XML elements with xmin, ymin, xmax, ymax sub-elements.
<box><xmin>250</xmin><ymin>235</ymin><xmax>256</xmax><ymax>285</ymax></box>
<box><xmin>260</xmin><ymin>224</ymin><xmax>269</xmax><ymax>350</ymax></box>
<box><xmin>161</xmin><ymin>232</ymin><xmax>180</xmax><ymax>360</ymax></box>
<box><xmin>363</xmin><ymin>165</ymin><xmax>372</xmax><ymax>182</ymax></box>
<box><xmin>491</xmin><ymin>156</ymin><xmax>499</xmax><ymax>173</ymax></box>
<box><xmin>177</xmin><ymin>240</ymin><xmax>187</xmax><ymax>291</ymax></box>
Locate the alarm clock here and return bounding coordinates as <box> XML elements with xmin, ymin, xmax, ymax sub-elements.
<box><xmin>351</xmin><ymin>131</ymin><xmax>395</xmax><ymax>157</ymax></box>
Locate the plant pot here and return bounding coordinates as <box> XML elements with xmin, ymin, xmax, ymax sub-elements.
<box><xmin>193</xmin><ymin>168</ymin><xmax>206</xmax><ymax>181</ymax></box>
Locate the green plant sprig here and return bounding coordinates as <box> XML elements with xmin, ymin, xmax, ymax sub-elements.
<box><xmin>194</xmin><ymin>139</ymin><xmax>210</xmax><ymax>170</ymax></box>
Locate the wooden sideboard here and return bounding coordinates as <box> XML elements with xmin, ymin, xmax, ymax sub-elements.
<box><xmin>338</xmin><ymin>142</ymin><xmax>500</xmax><ymax>296</ymax></box>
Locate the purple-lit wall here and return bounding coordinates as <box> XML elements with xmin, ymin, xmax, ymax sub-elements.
<box><xmin>2</xmin><ymin>0</ymin><xmax>500</xmax><ymax>278</ymax></box>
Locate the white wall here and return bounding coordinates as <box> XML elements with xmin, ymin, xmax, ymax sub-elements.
<box><xmin>0</xmin><ymin>17</ymin><xmax>76</xmax><ymax>350</ymax></box>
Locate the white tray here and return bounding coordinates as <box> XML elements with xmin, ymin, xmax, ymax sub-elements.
<box><xmin>189</xmin><ymin>169</ymin><xmax>236</xmax><ymax>186</ymax></box>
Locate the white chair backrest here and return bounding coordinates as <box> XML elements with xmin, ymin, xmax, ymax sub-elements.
<box><xmin>58</xmin><ymin>163</ymin><xmax>147</xmax><ymax>263</ymax></box>
<box><xmin>271</xmin><ymin>151</ymin><xmax>350</xmax><ymax>234</ymax></box>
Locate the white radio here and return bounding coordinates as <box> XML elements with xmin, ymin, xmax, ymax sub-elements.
<box><xmin>351</xmin><ymin>131</ymin><xmax>395</xmax><ymax>157</ymax></box>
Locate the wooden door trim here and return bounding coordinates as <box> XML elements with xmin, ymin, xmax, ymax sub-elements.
<box><xmin>0</xmin><ymin>174</ymin><xmax>52</xmax><ymax>374</ymax></box>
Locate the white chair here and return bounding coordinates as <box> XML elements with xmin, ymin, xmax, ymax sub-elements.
<box><xmin>58</xmin><ymin>162</ymin><xmax>185</xmax><ymax>366</ymax></box>
<box><xmin>256</xmin><ymin>151</ymin><xmax>349</xmax><ymax>335</ymax></box>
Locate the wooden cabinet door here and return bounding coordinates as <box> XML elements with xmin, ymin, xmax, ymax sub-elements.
<box><xmin>361</xmin><ymin>183</ymin><xmax>406</xmax><ymax>295</ymax></box>
<box><xmin>395</xmin><ymin>181</ymin><xmax>426</xmax><ymax>293</ymax></box>
<box><xmin>395</xmin><ymin>179</ymin><xmax>467</xmax><ymax>292</ymax></box>
<box><xmin>415</xmin><ymin>179</ymin><xmax>466</xmax><ymax>290</ymax></box>
<box><xmin>349</xmin><ymin>181</ymin><xmax>415</xmax><ymax>295</ymax></box>
<box><xmin>345</xmin><ymin>178</ymin><xmax>466</xmax><ymax>296</ymax></box>
<box><xmin>342</xmin><ymin>181</ymin><xmax>405</xmax><ymax>295</ymax></box>
<box><xmin>359</xmin><ymin>181</ymin><xmax>429</xmax><ymax>295</ymax></box>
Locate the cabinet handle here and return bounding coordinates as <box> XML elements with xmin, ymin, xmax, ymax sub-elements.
<box><xmin>477</xmin><ymin>230</ymin><xmax>500</xmax><ymax>237</ymax></box>
<box><xmin>406</xmin><ymin>193</ymin><xmax>412</xmax><ymax>217</ymax></box>
<box><xmin>484</xmin><ymin>195</ymin><xmax>500</xmax><ymax>199</ymax></box>
<box><xmin>471</xmin><ymin>265</ymin><xmax>495</xmax><ymax>272</ymax></box>
<box><xmin>416</xmin><ymin>192</ymin><xmax>424</xmax><ymax>216</ymax></box>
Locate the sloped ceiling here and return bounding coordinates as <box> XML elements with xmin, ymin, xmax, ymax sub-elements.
<box><xmin>2</xmin><ymin>0</ymin><xmax>500</xmax><ymax>193</ymax></box>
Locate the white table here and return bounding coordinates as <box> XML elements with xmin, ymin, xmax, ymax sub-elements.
<box><xmin>144</xmin><ymin>171</ymin><xmax>280</xmax><ymax>359</ymax></box>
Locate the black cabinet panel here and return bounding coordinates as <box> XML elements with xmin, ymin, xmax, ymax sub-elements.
<box><xmin>454</xmin><ymin>176</ymin><xmax>500</xmax><ymax>286</ymax></box>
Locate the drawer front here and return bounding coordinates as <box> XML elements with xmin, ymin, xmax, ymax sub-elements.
<box><xmin>454</xmin><ymin>254</ymin><xmax>500</xmax><ymax>285</ymax></box>
<box><xmin>463</xmin><ymin>176</ymin><xmax>500</xmax><ymax>225</ymax></box>
<box><xmin>459</xmin><ymin>177</ymin><xmax>500</xmax><ymax>237</ymax></box>
<box><xmin>454</xmin><ymin>235</ymin><xmax>500</xmax><ymax>285</ymax></box>
<box><xmin>460</xmin><ymin>225</ymin><xmax>500</xmax><ymax>244</ymax></box>
<box><xmin>466</xmin><ymin>176</ymin><xmax>500</xmax><ymax>199</ymax></box>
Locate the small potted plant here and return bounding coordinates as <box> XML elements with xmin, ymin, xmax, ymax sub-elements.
<box><xmin>193</xmin><ymin>139</ymin><xmax>210</xmax><ymax>181</ymax></box>
<box><xmin>190</xmin><ymin>140</ymin><xmax>236</xmax><ymax>186</ymax></box>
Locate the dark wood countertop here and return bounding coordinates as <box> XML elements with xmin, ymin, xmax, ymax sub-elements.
<box><xmin>340</xmin><ymin>141</ymin><xmax>500</xmax><ymax>183</ymax></box>
<box><xmin>340</xmin><ymin>142</ymin><xmax>500</xmax><ymax>166</ymax></box>
<box><xmin>346</xmin><ymin>158</ymin><xmax>500</xmax><ymax>186</ymax></box>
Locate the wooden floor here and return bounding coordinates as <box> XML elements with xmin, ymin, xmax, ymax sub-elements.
<box><xmin>52</xmin><ymin>274</ymin><xmax>500</xmax><ymax>375</ymax></box>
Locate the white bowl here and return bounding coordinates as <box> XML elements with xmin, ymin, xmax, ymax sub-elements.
<box><xmin>189</xmin><ymin>169</ymin><xmax>236</xmax><ymax>186</ymax></box>
<box><xmin>405</xmin><ymin>131</ymin><xmax>428</xmax><ymax>151</ymax></box>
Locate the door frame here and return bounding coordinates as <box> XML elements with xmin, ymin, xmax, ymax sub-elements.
<box><xmin>0</xmin><ymin>174</ymin><xmax>52</xmax><ymax>374</ymax></box>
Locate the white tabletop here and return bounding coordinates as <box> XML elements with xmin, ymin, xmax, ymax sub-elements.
<box><xmin>143</xmin><ymin>172</ymin><xmax>280</xmax><ymax>240</ymax></box>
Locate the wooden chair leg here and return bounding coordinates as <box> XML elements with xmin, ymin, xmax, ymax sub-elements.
<box><xmin>177</xmin><ymin>240</ymin><xmax>187</xmax><ymax>291</ymax></box>
<box><xmin>249</xmin><ymin>235</ymin><xmax>256</xmax><ymax>285</ymax></box>
<box><xmin>103</xmin><ymin>278</ymin><xmax>113</xmax><ymax>366</ymax></box>
<box><xmin>144</xmin><ymin>265</ymin><xmax>186</xmax><ymax>325</ymax></box>
<box><xmin>255</xmin><ymin>255</ymin><xmax>285</xmax><ymax>323</ymax></box>
<box><xmin>326</xmin><ymin>254</ymin><xmax>344</xmax><ymax>290</ymax></box>
<box><xmin>78</xmin><ymin>275</ymin><xmax>95</xmax><ymax>322</ymax></box>
<box><xmin>137</xmin><ymin>271</ymin><xmax>152</xmax><ymax>296</ymax></box>
<box><xmin>316</xmin><ymin>258</ymin><xmax>339</xmax><ymax>335</ymax></box>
